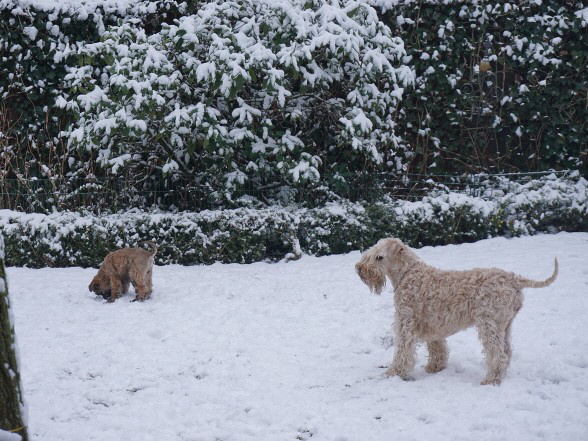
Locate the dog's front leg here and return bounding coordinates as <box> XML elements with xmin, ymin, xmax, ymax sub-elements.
<box><xmin>425</xmin><ymin>339</ymin><xmax>449</xmax><ymax>373</ymax></box>
<box><xmin>108</xmin><ymin>277</ymin><xmax>122</xmax><ymax>302</ymax></box>
<box><xmin>386</xmin><ymin>318</ymin><xmax>418</xmax><ymax>380</ymax></box>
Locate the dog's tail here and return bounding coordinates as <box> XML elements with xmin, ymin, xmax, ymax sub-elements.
<box><xmin>517</xmin><ymin>257</ymin><xmax>558</xmax><ymax>289</ymax></box>
<box><xmin>140</xmin><ymin>240</ymin><xmax>158</xmax><ymax>256</ymax></box>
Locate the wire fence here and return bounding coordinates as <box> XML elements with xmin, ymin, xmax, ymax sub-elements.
<box><xmin>0</xmin><ymin>170</ymin><xmax>571</xmax><ymax>213</ymax></box>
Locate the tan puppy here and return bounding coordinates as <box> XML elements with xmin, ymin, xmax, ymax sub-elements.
<box><xmin>89</xmin><ymin>241</ymin><xmax>157</xmax><ymax>302</ymax></box>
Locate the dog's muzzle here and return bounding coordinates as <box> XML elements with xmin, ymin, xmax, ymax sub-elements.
<box><xmin>355</xmin><ymin>262</ymin><xmax>386</xmax><ymax>295</ymax></box>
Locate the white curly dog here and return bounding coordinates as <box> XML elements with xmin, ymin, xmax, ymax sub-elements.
<box><xmin>355</xmin><ymin>238</ymin><xmax>558</xmax><ymax>385</ymax></box>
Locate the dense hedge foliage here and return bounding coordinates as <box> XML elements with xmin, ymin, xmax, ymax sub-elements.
<box><xmin>372</xmin><ymin>0</ymin><xmax>588</xmax><ymax>174</ymax></box>
<box><xmin>1</xmin><ymin>173</ymin><xmax>586</xmax><ymax>267</ymax></box>
<box><xmin>1</xmin><ymin>0</ymin><xmax>586</xmax><ymax>211</ymax></box>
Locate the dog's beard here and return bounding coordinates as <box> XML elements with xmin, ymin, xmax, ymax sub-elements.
<box><xmin>89</xmin><ymin>279</ymin><xmax>111</xmax><ymax>299</ymax></box>
<box><xmin>97</xmin><ymin>289</ymin><xmax>112</xmax><ymax>300</ymax></box>
<box><xmin>90</xmin><ymin>286</ymin><xmax>111</xmax><ymax>299</ymax></box>
<box><xmin>355</xmin><ymin>263</ymin><xmax>386</xmax><ymax>294</ymax></box>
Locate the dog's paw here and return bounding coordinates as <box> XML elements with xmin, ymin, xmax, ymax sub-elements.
<box><xmin>384</xmin><ymin>368</ymin><xmax>416</xmax><ymax>382</ymax></box>
<box><xmin>425</xmin><ymin>364</ymin><xmax>446</xmax><ymax>374</ymax></box>
<box><xmin>384</xmin><ymin>368</ymin><xmax>414</xmax><ymax>381</ymax></box>
<box><xmin>481</xmin><ymin>377</ymin><xmax>502</xmax><ymax>386</ymax></box>
<box><xmin>383</xmin><ymin>367</ymin><xmax>396</xmax><ymax>378</ymax></box>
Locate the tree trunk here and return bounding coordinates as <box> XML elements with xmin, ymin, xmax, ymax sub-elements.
<box><xmin>0</xmin><ymin>235</ymin><xmax>28</xmax><ymax>441</ymax></box>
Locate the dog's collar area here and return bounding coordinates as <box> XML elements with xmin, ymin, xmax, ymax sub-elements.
<box><xmin>392</xmin><ymin>267</ymin><xmax>410</xmax><ymax>289</ymax></box>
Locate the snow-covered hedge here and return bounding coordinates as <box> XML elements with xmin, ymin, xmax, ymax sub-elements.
<box><xmin>1</xmin><ymin>173</ymin><xmax>586</xmax><ymax>268</ymax></box>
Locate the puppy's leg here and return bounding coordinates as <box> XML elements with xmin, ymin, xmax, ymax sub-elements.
<box><xmin>122</xmin><ymin>275</ymin><xmax>131</xmax><ymax>295</ymax></box>
<box><xmin>108</xmin><ymin>277</ymin><xmax>123</xmax><ymax>303</ymax></box>
<box><xmin>144</xmin><ymin>269</ymin><xmax>153</xmax><ymax>299</ymax></box>
<box><xmin>386</xmin><ymin>318</ymin><xmax>418</xmax><ymax>380</ymax></box>
<box><xmin>131</xmin><ymin>282</ymin><xmax>149</xmax><ymax>301</ymax></box>
<box><xmin>425</xmin><ymin>339</ymin><xmax>449</xmax><ymax>373</ymax></box>
<box><xmin>130</xmin><ymin>266</ymin><xmax>150</xmax><ymax>302</ymax></box>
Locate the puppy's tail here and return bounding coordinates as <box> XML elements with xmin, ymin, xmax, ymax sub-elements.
<box><xmin>517</xmin><ymin>257</ymin><xmax>558</xmax><ymax>289</ymax></box>
<box><xmin>140</xmin><ymin>240</ymin><xmax>158</xmax><ymax>256</ymax></box>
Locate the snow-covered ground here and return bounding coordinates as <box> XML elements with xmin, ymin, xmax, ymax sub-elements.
<box><xmin>8</xmin><ymin>232</ymin><xmax>588</xmax><ymax>441</ymax></box>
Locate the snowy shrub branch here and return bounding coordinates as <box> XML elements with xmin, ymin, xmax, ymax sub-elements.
<box><xmin>1</xmin><ymin>173</ymin><xmax>586</xmax><ymax>267</ymax></box>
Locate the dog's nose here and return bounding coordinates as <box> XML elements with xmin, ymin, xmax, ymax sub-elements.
<box><xmin>355</xmin><ymin>263</ymin><xmax>365</xmax><ymax>276</ymax></box>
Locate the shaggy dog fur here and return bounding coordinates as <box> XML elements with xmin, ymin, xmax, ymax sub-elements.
<box><xmin>89</xmin><ymin>241</ymin><xmax>158</xmax><ymax>303</ymax></box>
<box><xmin>355</xmin><ymin>238</ymin><xmax>558</xmax><ymax>385</ymax></box>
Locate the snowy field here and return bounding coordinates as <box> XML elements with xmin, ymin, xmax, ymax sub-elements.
<box><xmin>8</xmin><ymin>232</ymin><xmax>588</xmax><ymax>441</ymax></box>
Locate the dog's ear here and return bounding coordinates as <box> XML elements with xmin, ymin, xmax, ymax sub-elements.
<box><xmin>382</xmin><ymin>238</ymin><xmax>404</xmax><ymax>258</ymax></box>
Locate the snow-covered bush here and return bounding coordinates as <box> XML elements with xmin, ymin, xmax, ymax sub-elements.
<box><xmin>0</xmin><ymin>0</ymin><xmax>185</xmax><ymax>184</ymax></box>
<box><xmin>384</xmin><ymin>193</ymin><xmax>502</xmax><ymax>247</ymax></box>
<box><xmin>1</xmin><ymin>173</ymin><xmax>585</xmax><ymax>267</ymax></box>
<box><xmin>368</xmin><ymin>0</ymin><xmax>588</xmax><ymax>175</ymax></box>
<box><xmin>60</xmin><ymin>0</ymin><xmax>414</xmax><ymax>204</ymax></box>
<box><xmin>499</xmin><ymin>172</ymin><xmax>588</xmax><ymax>235</ymax></box>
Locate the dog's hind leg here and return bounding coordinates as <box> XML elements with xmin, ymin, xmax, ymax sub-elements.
<box><xmin>501</xmin><ymin>312</ymin><xmax>519</xmax><ymax>372</ymax></box>
<box><xmin>145</xmin><ymin>268</ymin><xmax>153</xmax><ymax>298</ymax></box>
<box><xmin>425</xmin><ymin>339</ymin><xmax>449</xmax><ymax>373</ymax></box>
<box><xmin>477</xmin><ymin>320</ymin><xmax>510</xmax><ymax>386</ymax></box>
<box><xmin>130</xmin><ymin>266</ymin><xmax>151</xmax><ymax>302</ymax></box>
<box><xmin>503</xmin><ymin>296</ymin><xmax>522</xmax><ymax>369</ymax></box>
<box><xmin>504</xmin><ymin>318</ymin><xmax>514</xmax><ymax>366</ymax></box>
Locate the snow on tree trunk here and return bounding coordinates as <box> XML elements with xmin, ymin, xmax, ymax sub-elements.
<box><xmin>0</xmin><ymin>235</ymin><xmax>28</xmax><ymax>441</ymax></box>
